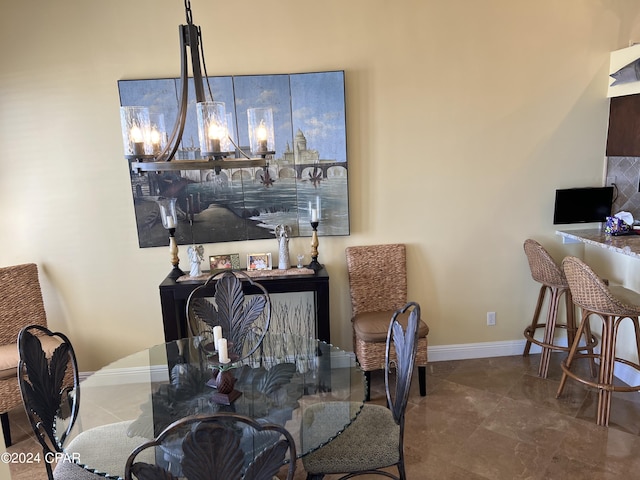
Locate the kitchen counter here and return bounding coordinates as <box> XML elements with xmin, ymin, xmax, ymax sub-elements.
<box><xmin>556</xmin><ymin>228</ymin><xmax>640</xmax><ymax>259</ymax></box>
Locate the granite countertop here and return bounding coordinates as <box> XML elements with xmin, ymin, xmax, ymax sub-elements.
<box><xmin>556</xmin><ymin>228</ymin><xmax>640</xmax><ymax>259</ymax></box>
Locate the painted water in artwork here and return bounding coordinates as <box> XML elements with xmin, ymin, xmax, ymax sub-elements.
<box><xmin>119</xmin><ymin>71</ymin><xmax>349</xmax><ymax>248</ymax></box>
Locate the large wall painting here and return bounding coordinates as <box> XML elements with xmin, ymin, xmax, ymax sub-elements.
<box><xmin>119</xmin><ymin>71</ymin><xmax>349</xmax><ymax>248</ymax></box>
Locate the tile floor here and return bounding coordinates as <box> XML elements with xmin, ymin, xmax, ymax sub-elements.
<box><xmin>6</xmin><ymin>352</ymin><xmax>640</xmax><ymax>479</ymax></box>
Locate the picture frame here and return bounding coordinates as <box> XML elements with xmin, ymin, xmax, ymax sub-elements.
<box><xmin>209</xmin><ymin>253</ymin><xmax>241</xmax><ymax>271</ymax></box>
<box><xmin>247</xmin><ymin>253</ymin><xmax>272</xmax><ymax>271</ymax></box>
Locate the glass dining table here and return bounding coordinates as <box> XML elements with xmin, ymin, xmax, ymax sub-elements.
<box><xmin>61</xmin><ymin>333</ymin><xmax>365</xmax><ymax>479</ymax></box>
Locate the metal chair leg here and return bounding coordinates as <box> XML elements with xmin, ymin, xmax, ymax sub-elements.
<box><xmin>1</xmin><ymin>412</ymin><xmax>10</xmax><ymax>448</ymax></box>
<box><xmin>364</xmin><ymin>371</ymin><xmax>371</xmax><ymax>401</ymax></box>
<box><xmin>418</xmin><ymin>366</ymin><xmax>426</xmax><ymax>396</ymax></box>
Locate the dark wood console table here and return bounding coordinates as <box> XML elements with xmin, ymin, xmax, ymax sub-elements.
<box><xmin>159</xmin><ymin>267</ymin><xmax>330</xmax><ymax>343</ymax></box>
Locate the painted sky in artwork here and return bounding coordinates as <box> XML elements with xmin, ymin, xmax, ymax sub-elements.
<box><xmin>119</xmin><ymin>71</ymin><xmax>346</xmax><ymax>162</ymax></box>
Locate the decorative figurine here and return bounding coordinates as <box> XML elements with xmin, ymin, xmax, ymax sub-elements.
<box><xmin>275</xmin><ymin>224</ymin><xmax>291</xmax><ymax>270</ymax></box>
<box><xmin>187</xmin><ymin>245</ymin><xmax>205</xmax><ymax>277</ymax></box>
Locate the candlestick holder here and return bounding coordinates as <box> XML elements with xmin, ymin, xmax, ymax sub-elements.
<box><xmin>167</xmin><ymin>227</ymin><xmax>185</xmax><ymax>279</ymax></box>
<box><xmin>207</xmin><ymin>368</ymin><xmax>242</xmax><ymax>405</ymax></box>
<box><xmin>307</xmin><ymin>221</ymin><xmax>323</xmax><ymax>271</ymax></box>
<box><xmin>158</xmin><ymin>197</ymin><xmax>184</xmax><ymax>279</ymax></box>
<box><xmin>205</xmin><ymin>351</ymin><xmax>241</xmax><ymax>405</ymax></box>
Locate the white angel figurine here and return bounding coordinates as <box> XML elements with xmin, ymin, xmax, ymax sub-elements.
<box><xmin>187</xmin><ymin>245</ymin><xmax>205</xmax><ymax>277</ymax></box>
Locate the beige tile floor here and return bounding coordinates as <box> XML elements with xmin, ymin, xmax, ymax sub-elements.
<box><xmin>6</xmin><ymin>352</ymin><xmax>640</xmax><ymax>479</ymax></box>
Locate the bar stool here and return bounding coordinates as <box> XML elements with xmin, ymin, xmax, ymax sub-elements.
<box><xmin>522</xmin><ymin>239</ymin><xmax>597</xmax><ymax>378</ymax></box>
<box><xmin>558</xmin><ymin>256</ymin><xmax>640</xmax><ymax>426</ymax></box>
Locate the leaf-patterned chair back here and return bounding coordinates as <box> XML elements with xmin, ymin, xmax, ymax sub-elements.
<box><xmin>385</xmin><ymin>302</ymin><xmax>421</xmax><ymax>426</ymax></box>
<box><xmin>124</xmin><ymin>412</ymin><xmax>296</xmax><ymax>480</ymax></box>
<box><xmin>186</xmin><ymin>271</ymin><xmax>272</xmax><ymax>361</ymax></box>
<box><xmin>17</xmin><ymin>325</ymin><xmax>80</xmax><ymax>478</ymax></box>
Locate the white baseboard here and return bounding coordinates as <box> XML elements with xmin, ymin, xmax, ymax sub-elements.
<box><xmin>427</xmin><ymin>339</ymin><xmax>535</xmax><ymax>362</ymax></box>
<box><xmin>80</xmin><ymin>340</ymin><xmax>640</xmax><ymax>391</ymax></box>
<box><xmin>428</xmin><ymin>339</ymin><xmax>640</xmax><ymax>392</ymax></box>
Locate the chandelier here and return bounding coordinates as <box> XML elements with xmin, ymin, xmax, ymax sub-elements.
<box><xmin>119</xmin><ymin>0</ymin><xmax>274</xmax><ymax>174</ymax></box>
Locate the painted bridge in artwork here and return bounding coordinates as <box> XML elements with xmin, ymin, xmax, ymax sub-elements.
<box><xmin>195</xmin><ymin>162</ymin><xmax>348</xmax><ymax>182</ymax></box>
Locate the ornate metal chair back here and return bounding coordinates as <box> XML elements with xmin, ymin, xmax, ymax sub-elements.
<box><xmin>186</xmin><ymin>271</ymin><xmax>272</xmax><ymax>361</ymax></box>
<box><xmin>17</xmin><ymin>324</ymin><xmax>80</xmax><ymax>480</ymax></box>
<box><xmin>124</xmin><ymin>412</ymin><xmax>296</xmax><ymax>480</ymax></box>
<box><xmin>385</xmin><ymin>302</ymin><xmax>421</xmax><ymax>435</ymax></box>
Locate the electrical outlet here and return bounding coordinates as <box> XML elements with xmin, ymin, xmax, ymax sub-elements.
<box><xmin>487</xmin><ymin>311</ymin><xmax>496</xmax><ymax>326</ymax></box>
<box><xmin>606</xmin><ymin>175</ymin><xmax>616</xmax><ymax>186</ymax></box>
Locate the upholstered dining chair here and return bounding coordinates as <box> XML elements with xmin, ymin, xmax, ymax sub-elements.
<box><xmin>18</xmin><ymin>325</ymin><xmax>149</xmax><ymax>480</ymax></box>
<box><xmin>0</xmin><ymin>263</ymin><xmax>50</xmax><ymax>448</ymax></box>
<box><xmin>302</xmin><ymin>302</ymin><xmax>421</xmax><ymax>480</ymax></box>
<box><xmin>345</xmin><ymin>244</ymin><xmax>428</xmax><ymax>400</ymax></box>
<box><xmin>186</xmin><ymin>270</ymin><xmax>271</xmax><ymax>361</ymax></box>
<box><xmin>124</xmin><ymin>412</ymin><xmax>297</xmax><ymax>480</ymax></box>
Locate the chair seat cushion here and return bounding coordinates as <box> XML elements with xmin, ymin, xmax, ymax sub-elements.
<box><xmin>63</xmin><ymin>420</ymin><xmax>152</xmax><ymax>479</ymax></box>
<box><xmin>0</xmin><ymin>334</ymin><xmax>63</xmax><ymax>379</ymax></box>
<box><xmin>353</xmin><ymin>310</ymin><xmax>429</xmax><ymax>343</ymax></box>
<box><xmin>54</xmin><ymin>459</ymin><xmax>108</xmax><ymax>479</ymax></box>
<box><xmin>302</xmin><ymin>402</ymin><xmax>400</xmax><ymax>474</ymax></box>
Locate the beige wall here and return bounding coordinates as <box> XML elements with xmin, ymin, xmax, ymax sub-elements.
<box><xmin>2</xmin><ymin>0</ymin><xmax>640</xmax><ymax>371</ymax></box>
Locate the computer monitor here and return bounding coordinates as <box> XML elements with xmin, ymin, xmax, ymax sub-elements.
<box><xmin>553</xmin><ymin>187</ymin><xmax>614</xmax><ymax>224</ymax></box>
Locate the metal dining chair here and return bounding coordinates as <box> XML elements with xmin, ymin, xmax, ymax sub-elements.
<box><xmin>17</xmin><ymin>325</ymin><xmax>148</xmax><ymax>480</ymax></box>
<box><xmin>302</xmin><ymin>302</ymin><xmax>421</xmax><ymax>480</ymax></box>
<box><xmin>124</xmin><ymin>412</ymin><xmax>297</xmax><ymax>480</ymax></box>
<box><xmin>186</xmin><ymin>270</ymin><xmax>272</xmax><ymax>361</ymax></box>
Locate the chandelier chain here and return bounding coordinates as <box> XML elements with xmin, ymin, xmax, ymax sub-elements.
<box><xmin>184</xmin><ymin>0</ymin><xmax>193</xmax><ymax>24</ymax></box>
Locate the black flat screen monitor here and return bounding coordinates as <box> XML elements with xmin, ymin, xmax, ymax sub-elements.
<box><xmin>553</xmin><ymin>187</ymin><xmax>614</xmax><ymax>224</ymax></box>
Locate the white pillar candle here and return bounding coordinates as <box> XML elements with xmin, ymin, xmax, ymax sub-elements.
<box><xmin>213</xmin><ymin>326</ymin><xmax>222</xmax><ymax>350</ymax></box>
<box><xmin>218</xmin><ymin>338</ymin><xmax>230</xmax><ymax>364</ymax></box>
<box><xmin>166</xmin><ymin>216</ymin><xmax>176</xmax><ymax>228</ymax></box>
<box><xmin>311</xmin><ymin>208</ymin><xmax>318</xmax><ymax>222</ymax></box>
<box><xmin>316</xmin><ymin>196</ymin><xmax>321</xmax><ymax>217</ymax></box>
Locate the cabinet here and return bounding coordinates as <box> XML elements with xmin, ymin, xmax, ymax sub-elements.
<box><xmin>159</xmin><ymin>268</ymin><xmax>331</xmax><ymax>343</ymax></box>
<box><xmin>606</xmin><ymin>94</ymin><xmax>640</xmax><ymax>156</ymax></box>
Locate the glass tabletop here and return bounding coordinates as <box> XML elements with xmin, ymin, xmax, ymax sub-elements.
<box><xmin>62</xmin><ymin>334</ymin><xmax>365</xmax><ymax>478</ymax></box>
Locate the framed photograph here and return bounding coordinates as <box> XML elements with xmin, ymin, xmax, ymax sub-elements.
<box><xmin>247</xmin><ymin>253</ymin><xmax>272</xmax><ymax>271</ymax></box>
<box><xmin>209</xmin><ymin>254</ymin><xmax>241</xmax><ymax>271</ymax></box>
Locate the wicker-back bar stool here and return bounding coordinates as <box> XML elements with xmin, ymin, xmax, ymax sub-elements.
<box><xmin>522</xmin><ymin>239</ymin><xmax>597</xmax><ymax>378</ymax></box>
<box><xmin>557</xmin><ymin>256</ymin><xmax>640</xmax><ymax>426</ymax></box>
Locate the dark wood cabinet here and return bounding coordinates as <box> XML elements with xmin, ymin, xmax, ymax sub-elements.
<box><xmin>606</xmin><ymin>94</ymin><xmax>640</xmax><ymax>156</ymax></box>
<box><xmin>159</xmin><ymin>268</ymin><xmax>331</xmax><ymax>343</ymax></box>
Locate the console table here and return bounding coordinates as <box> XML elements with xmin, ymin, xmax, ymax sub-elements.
<box><xmin>159</xmin><ymin>267</ymin><xmax>330</xmax><ymax>343</ymax></box>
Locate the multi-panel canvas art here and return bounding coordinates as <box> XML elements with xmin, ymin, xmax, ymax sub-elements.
<box><xmin>119</xmin><ymin>71</ymin><xmax>349</xmax><ymax>248</ymax></box>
